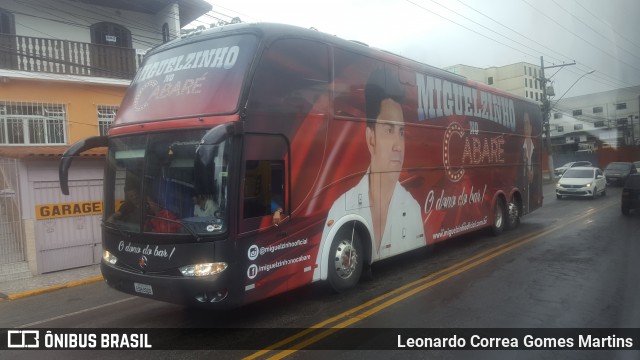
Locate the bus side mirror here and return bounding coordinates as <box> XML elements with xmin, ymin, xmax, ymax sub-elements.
<box><xmin>59</xmin><ymin>136</ymin><xmax>108</xmax><ymax>195</ymax></box>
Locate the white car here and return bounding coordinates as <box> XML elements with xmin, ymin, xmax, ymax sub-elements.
<box><xmin>556</xmin><ymin>167</ymin><xmax>607</xmax><ymax>199</ymax></box>
<box><xmin>553</xmin><ymin>161</ymin><xmax>593</xmax><ymax>177</ymax></box>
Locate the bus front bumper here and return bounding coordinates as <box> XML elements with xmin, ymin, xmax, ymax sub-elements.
<box><xmin>101</xmin><ymin>261</ymin><xmax>241</xmax><ymax>309</ymax></box>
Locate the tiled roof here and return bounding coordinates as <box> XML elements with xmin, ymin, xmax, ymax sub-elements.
<box><xmin>0</xmin><ymin>146</ymin><xmax>106</xmax><ymax>159</ymax></box>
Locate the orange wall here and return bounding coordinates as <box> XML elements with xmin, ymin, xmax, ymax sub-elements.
<box><xmin>0</xmin><ymin>78</ymin><xmax>128</xmax><ymax>143</ymax></box>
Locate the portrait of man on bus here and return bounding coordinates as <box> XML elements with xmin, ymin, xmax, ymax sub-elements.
<box><xmin>324</xmin><ymin>66</ymin><xmax>426</xmax><ymax>261</ymax></box>
<box><xmin>522</xmin><ymin>111</ymin><xmax>540</xmax><ymax>212</ymax></box>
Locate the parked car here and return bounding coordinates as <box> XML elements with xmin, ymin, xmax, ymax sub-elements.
<box><xmin>556</xmin><ymin>167</ymin><xmax>606</xmax><ymax>199</ymax></box>
<box><xmin>554</xmin><ymin>161</ymin><xmax>593</xmax><ymax>177</ymax></box>
<box><xmin>604</xmin><ymin>162</ymin><xmax>637</xmax><ymax>186</ymax></box>
<box><xmin>621</xmin><ymin>174</ymin><xmax>640</xmax><ymax>215</ymax></box>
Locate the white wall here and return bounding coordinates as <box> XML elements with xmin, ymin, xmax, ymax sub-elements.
<box><xmin>4</xmin><ymin>0</ymin><xmax>163</xmax><ymax>52</ymax></box>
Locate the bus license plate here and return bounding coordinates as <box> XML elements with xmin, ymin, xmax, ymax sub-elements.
<box><xmin>134</xmin><ymin>282</ymin><xmax>153</xmax><ymax>295</ymax></box>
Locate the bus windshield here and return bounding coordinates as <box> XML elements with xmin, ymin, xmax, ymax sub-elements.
<box><xmin>104</xmin><ymin>129</ymin><xmax>232</xmax><ymax>237</ymax></box>
<box><xmin>115</xmin><ymin>33</ymin><xmax>258</xmax><ymax>124</ymax></box>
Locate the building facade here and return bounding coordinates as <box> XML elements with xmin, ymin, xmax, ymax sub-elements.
<box><xmin>445</xmin><ymin>62</ymin><xmax>639</xmax><ymax>169</ymax></box>
<box><xmin>547</xmin><ymin>86</ymin><xmax>640</xmax><ymax>167</ymax></box>
<box><xmin>444</xmin><ymin>62</ymin><xmax>544</xmax><ymax>103</ymax></box>
<box><xmin>0</xmin><ymin>0</ymin><xmax>210</xmax><ymax>280</ymax></box>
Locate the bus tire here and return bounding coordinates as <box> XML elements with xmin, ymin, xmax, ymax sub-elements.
<box><xmin>327</xmin><ymin>227</ymin><xmax>363</xmax><ymax>293</ymax></box>
<box><xmin>491</xmin><ymin>197</ymin><xmax>506</xmax><ymax>236</ymax></box>
<box><xmin>505</xmin><ymin>200</ymin><xmax>520</xmax><ymax>230</ymax></box>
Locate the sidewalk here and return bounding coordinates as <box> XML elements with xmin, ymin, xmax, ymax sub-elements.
<box><xmin>0</xmin><ymin>264</ymin><xmax>102</xmax><ymax>301</ymax></box>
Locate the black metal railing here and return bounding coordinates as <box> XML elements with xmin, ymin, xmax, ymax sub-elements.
<box><xmin>0</xmin><ymin>33</ymin><xmax>144</xmax><ymax>80</ymax></box>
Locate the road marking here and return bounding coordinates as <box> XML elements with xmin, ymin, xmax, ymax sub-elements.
<box><xmin>17</xmin><ymin>297</ymin><xmax>137</xmax><ymax>328</ymax></box>
<box><xmin>246</xmin><ymin>203</ymin><xmax>613</xmax><ymax>359</ymax></box>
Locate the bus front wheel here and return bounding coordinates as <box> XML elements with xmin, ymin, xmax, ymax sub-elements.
<box><xmin>327</xmin><ymin>228</ymin><xmax>363</xmax><ymax>292</ymax></box>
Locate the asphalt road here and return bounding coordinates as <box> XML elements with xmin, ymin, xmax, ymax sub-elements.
<box><xmin>2</xmin><ymin>183</ymin><xmax>639</xmax><ymax>359</ymax></box>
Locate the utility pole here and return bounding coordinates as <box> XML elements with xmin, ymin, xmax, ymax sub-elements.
<box><xmin>539</xmin><ymin>56</ymin><xmax>576</xmax><ymax>179</ymax></box>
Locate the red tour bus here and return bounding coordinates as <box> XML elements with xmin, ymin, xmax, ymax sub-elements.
<box><xmin>60</xmin><ymin>23</ymin><xmax>543</xmax><ymax>308</ymax></box>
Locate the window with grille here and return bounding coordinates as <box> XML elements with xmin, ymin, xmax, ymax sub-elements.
<box><xmin>97</xmin><ymin>105</ymin><xmax>118</xmax><ymax>136</ymax></box>
<box><xmin>0</xmin><ymin>101</ymin><xmax>67</xmax><ymax>145</ymax></box>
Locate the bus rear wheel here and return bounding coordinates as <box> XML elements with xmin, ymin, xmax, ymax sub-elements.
<box><xmin>327</xmin><ymin>228</ymin><xmax>363</xmax><ymax>292</ymax></box>
<box><xmin>491</xmin><ymin>197</ymin><xmax>506</xmax><ymax>236</ymax></box>
<box><xmin>506</xmin><ymin>200</ymin><xmax>520</xmax><ymax>230</ymax></box>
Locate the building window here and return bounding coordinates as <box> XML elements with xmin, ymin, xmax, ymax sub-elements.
<box><xmin>573</xmin><ymin>110</ymin><xmax>582</xmax><ymax>116</ymax></box>
<box><xmin>524</xmin><ymin>78</ymin><xmax>527</xmax><ymax>87</ymax></box>
<box><xmin>0</xmin><ymin>101</ymin><xmax>67</xmax><ymax>145</ymax></box>
<box><xmin>528</xmin><ymin>67</ymin><xmax>532</xmax><ymax>76</ymax></box>
<box><xmin>97</xmin><ymin>105</ymin><xmax>118</xmax><ymax>136</ymax></box>
<box><xmin>526</xmin><ymin>91</ymin><xmax>529</xmax><ymax>98</ymax></box>
<box><xmin>162</xmin><ymin>23</ymin><xmax>170</xmax><ymax>43</ymax></box>
<box><xmin>487</xmin><ymin>76</ymin><xmax>493</xmax><ymax>85</ymax></box>
<box><xmin>557</xmin><ymin>126</ymin><xmax>564</xmax><ymax>132</ymax></box>
<box><xmin>616</xmin><ymin>103</ymin><xmax>627</xmax><ymax>110</ymax></box>
<box><xmin>554</xmin><ymin>113</ymin><xmax>563</xmax><ymax>119</ymax></box>
<box><xmin>529</xmin><ymin>79</ymin><xmax>532</xmax><ymax>88</ymax></box>
<box><xmin>574</xmin><ymin>124</ymin><xmax>583</xmax><ymax>130</ymax></box>
<box><xmin>593</xmin><ymin>106</ymin><xmax>603</xmax><ymax>113</ymax></box>
<box><xmin>535</xmin><ymin>93</ymin><xmax>539</xmax><ymax>101</ymax></box>
<box><xmin>617</xmin><ymin>118</ymin><xmax>628</xmax><ymax>125</ymax></box>
<box><xmin>594</xmin><ymin>121</ymin><xmax>605</xmax><ymax>127</ymax></box>
<box><xmin>90</xmin><ymin>22</ymin><xmax>131</xmax><ymax>48</ymax></box>
<box><xmin>534</xmin><ymin>68</ymin><xmax>537</xmax><ymax>78</ymax></box>
<box><xmin>0</xmin><ymin>8</ymin><xmax>16</xmax><ymax>34</ymax></box>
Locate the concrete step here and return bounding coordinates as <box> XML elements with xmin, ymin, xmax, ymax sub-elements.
<box><xmin>0</xmin><ymin>261</ymin><xmax>32</xmax><ymax>283</ymax></box>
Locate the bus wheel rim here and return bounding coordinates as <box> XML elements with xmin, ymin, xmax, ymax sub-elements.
<box><xmin>495</xmin><ymin>203</ymin><xmax>503</xmax><ymax>228</ymax></box>
<box><xmin>334</xmin><ymin>240</ymin><xmax>358</xmax><ymax>279</ymax></box>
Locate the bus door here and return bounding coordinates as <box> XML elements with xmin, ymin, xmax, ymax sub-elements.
<box><xmin>239</xmin><ymin>134</ymin><xmax>312</xmax><ymax>301</ymax></box>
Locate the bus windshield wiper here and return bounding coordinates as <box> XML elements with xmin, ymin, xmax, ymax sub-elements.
<box><xmin>145</xmin><ymin>215</ymin><xmax>201</xmax><ymax>241</ymax></box>
<box><xmin>102</xmin><ymin>221</ymin><xmax>131</xmax><ymax>239</ymax></box>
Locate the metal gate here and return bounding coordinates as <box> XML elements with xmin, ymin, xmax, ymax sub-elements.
<box><xmin>0</xmin><ymin>157</ymin><xmax>24</xmax><ymax>265</ymax></box>
<box><xmin>34</xmin><ymin>179</ymin><xmax>102</xmax><ymax>273</ymax></box>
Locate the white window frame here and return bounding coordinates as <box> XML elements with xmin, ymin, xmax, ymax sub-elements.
<box><xmin>97</xmin><ymin>105</ymin><xmax>118</xmax><ymax>136</ymax></box>
<box><xmin>0</xmin><ymin>102</ymin><xmax>67</xmax><ymax>145</ymax></box>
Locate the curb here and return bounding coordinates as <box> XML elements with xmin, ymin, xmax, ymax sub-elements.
<box><xmin>0</xmin><ymin>275</ymin><xmax>104</xmax><ymax>301</ymax></box>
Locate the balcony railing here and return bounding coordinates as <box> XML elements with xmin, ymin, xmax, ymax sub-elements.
<box><xmin>0</xmin><ymin>34</ymin><xmax>145</xmax><ymax>80</ymax></box>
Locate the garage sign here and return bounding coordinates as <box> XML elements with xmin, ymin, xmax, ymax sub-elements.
<box><xmin>36</xmin><ymin>201</ymin><xmax>103</xmax><ymax>219</ymax></box>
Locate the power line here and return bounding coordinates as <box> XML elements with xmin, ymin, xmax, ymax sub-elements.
<box><xmin>573</xmin><ymin>0</ymin><xmax>640</xmax><ymax>54</ymax></box>
<box><xmin>550</xmin><ymin>0</ymin><xmax>640</xmax><ymax>64</ymax></box>
<box><xmin>453</xmin><ymin>0</ymin><xmax>629</xmax><ymax>92</ymax></box>
<box><xmin>520</xmin><ymin>0</ymin><xmax>640</xmax><ymax>75</ymax></box>
<box><xmin>455</xmin><ymin>0</ymin><xmax>570</xmax><ymax>65</ymax></box>
<box><xmin>442</xmin><ymin>0</ymin><xmax>640</xmax><ymax>95</ymax></box>
<box><xmin>406</xmin><ymin>0</ymin><xmax>543</xmax><ymax>62</ymax></box>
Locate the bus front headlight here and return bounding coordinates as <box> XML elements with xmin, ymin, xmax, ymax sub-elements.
<box><xmin>103</xmin><ymin>250</ymin><xmax>118</xmax><ymax>265</ymax></box>
<box><xmin>179</xmin><ymin>263</ymin><xmax>228</xmax><ymax>277</ymax></box>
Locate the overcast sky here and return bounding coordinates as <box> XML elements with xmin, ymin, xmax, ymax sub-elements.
<box><xmin>190</xmin><ymin>0</ymin><xmax>640</xmax><ymax>102</ymax></box>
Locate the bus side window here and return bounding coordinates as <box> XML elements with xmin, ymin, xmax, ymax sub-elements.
<box><xmin>248</xmin><ymin>38</ymin><xmax>329</xmax><ymax>115</ymax></box>
<box><xmin>241</xmin><ymin>135</ymin><xmax>288</xmax><ymax>227</ymax></box>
